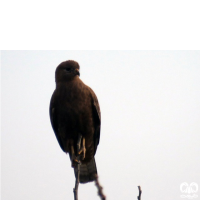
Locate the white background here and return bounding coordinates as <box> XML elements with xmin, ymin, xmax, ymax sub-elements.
<box><xmin>1</xmin><ymin>50</ymin><xmax>200</xmax><ymax>200</ymax></box>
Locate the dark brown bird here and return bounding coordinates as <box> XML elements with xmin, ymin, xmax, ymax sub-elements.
<box><xmin>49</xmin><ymin>60</ymin><xmax>101</xmax><ymax>183</ymax></box>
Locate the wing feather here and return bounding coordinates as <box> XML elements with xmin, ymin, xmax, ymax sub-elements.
<box><xmin>88</xmin><ymin>87</ymin><xmax>101</xmax><ymax>155</ymax></box>
<box><xmin>49</xmin><ymin>92</ymin><xmax>65</xmax><ymax>152</ymax></box>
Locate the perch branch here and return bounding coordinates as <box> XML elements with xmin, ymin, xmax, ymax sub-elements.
<box><xmin>73</xmin><ymin>134</ymin><xmax>82</xmax><ymax>200</ymax></box>
<box><xmin>137</xmin><ymin>186</ymin><xmax>142</xmax><ymax>200</ymax></box>
<box><xmin>94</xmin><ymin>174</ymin><xmax>106</xmax><ymax>200</ymax></box>
<box><xmin>73</xmin><ymin>164</ymin><xmax>80</xmax><ymax>200</ymax></box>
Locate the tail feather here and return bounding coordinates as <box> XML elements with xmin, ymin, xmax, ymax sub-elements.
<box><xmin>74</xmin><ymin>157</ymin><xmax>97</xmax><ymax>183</ymax></box>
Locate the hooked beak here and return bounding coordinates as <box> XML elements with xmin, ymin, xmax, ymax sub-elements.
<box><xmin>75</xmin><ymin>68</ymin><xmax>80</xmax><ymax>76</ymax></box>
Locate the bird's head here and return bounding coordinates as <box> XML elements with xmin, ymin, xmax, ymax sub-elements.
<box><xmin>55</xmin><ymin>60</ymin><xmax>80</xmax><ymax>83</ymax></box>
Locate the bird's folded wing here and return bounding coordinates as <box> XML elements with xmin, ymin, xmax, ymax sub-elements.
<box><xmin>49</xmin><ymin>92</ymin><xmax>65</xmax><ymax>152</ymax></box>
<box><xmin>88</xmin><ymin>87</ymin><xmax>101</xmax><ymax>155</ymax></box>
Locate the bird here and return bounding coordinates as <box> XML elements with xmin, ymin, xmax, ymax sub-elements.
<box><xmin>49</xmin><ymin>60</ymin><xmax>101</xmax><ymax>183</ymax></box>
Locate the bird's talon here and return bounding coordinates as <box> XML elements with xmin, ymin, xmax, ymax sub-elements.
<box><xmin>80</xmin><ymin>147</ymin><xmax>86</xmax><ymax>160</ymax></box>
<box><xmin>71</xmin><ymin>158</ymin><xmax>81</xmax><ymax>168</ymax></box>
<box><xmin>78</xmin><ymin>149</ymin><xmax>83</xmax><ymax>154</ymax></box>
<box><xmin>74</xmin><ymin>159</ymin><xmax>80</xmax><ymax>163</ymax></box>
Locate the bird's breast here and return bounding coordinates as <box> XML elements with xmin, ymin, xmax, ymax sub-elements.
<box><xmin>55</xmin><ymin>83</ymin><xmax>94</xmax><ymax>136</ymax></box>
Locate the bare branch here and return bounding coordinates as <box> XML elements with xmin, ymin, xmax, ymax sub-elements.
<box><xmin>73</xmin><ymin>133</ymin><xmax>82</xmax><ymax>200</ymax></box>
<box><xmin>94</xmin><ymin>174</ymin><xmax>106</xmax><ymax>200</ymax></box>
<box><xmin>73</xmin><ymin>163</ymin><xmax>80</xmax><ymax>200</ymax></box>
<box><xmin>137</xmin><ymin>186</ymin><xmax>142</xmax><ymax>200</ymax></box>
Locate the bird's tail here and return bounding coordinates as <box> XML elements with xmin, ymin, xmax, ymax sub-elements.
<box><xmin>74</xmin><ymin>157</ymin><xmax>97</xmax><ymax>184</ymax></box>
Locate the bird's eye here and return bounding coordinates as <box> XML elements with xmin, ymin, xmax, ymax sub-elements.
<box><xmin>65</xmin><ymin>67</ymin><xmax>71</xmax><ymax>72</ymax></box>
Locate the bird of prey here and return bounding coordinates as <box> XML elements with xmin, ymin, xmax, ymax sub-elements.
<box><xmin>49</xmin><ymin>60</ymin><xmax>101</xmax><ymax>183</ymax></box>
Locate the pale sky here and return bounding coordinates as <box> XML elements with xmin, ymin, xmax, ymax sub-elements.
<box><xmin>1</xmin><ymin>51</ymin><xmax>200</xmax><ymax>200</ymax></box>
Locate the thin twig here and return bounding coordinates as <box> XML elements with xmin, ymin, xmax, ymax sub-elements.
<box><xmin>73</xmin><ymin>163</ymin><xmax>80</xmax><ymax>200</ymax></box>
<box><xmin>94</xmin><ymin>174</ymin><xmax>106</xmax><ymax>200</ymax></box>
<box><xmin>73</xmin><ymin>134</ymin><xmax>82</xmax><ymax>200</ymax></box>
<box><xmin>137</xmin><ymin>186</ymin><xmax>142</xmax><ymax>200</ymax></box>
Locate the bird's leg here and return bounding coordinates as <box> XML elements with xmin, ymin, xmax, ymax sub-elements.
<box><xmin>71</xmin><ymin>145</ymin><xmax>80</xmax><ymax>168</ymax></box>
<box><xmin>76</xmin><ymin>133</ymin><xmax>82</xmax><ymax>155</ymax></box>
<box><xmin>82</xmin><ymin>137</ymin><xmax>86</xmax><ymax>160</ymax></box>
<box><xmin>78</xmin><ymin>137</ymin><xmax>86</xmax><ymax>160</ymax></box>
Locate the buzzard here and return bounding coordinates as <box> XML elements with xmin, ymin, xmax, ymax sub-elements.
<box><xmin>49</xmin><ymin>60</ymin><xmax>101</xmax><ymax>183</ymax></box>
